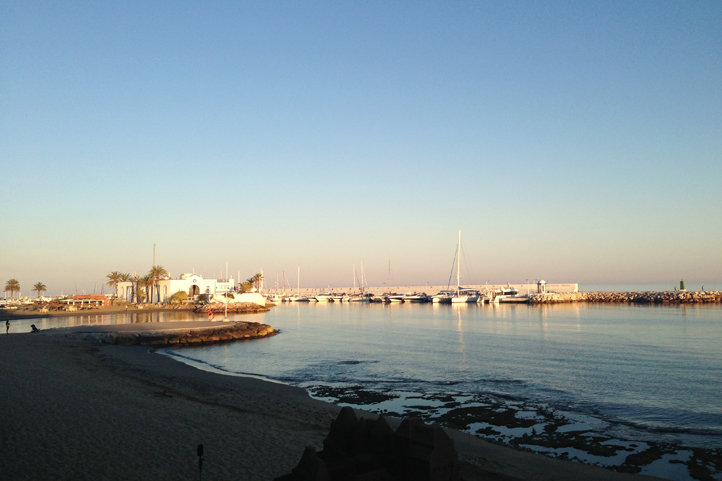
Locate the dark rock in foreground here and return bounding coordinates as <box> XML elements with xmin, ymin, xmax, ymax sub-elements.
<box><xmin>276</xmin><ymin>407</ymin><xmax>459</xmax><ymax>481</ymax></box>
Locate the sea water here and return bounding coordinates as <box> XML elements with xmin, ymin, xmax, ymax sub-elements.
<box><xmin>13</xmin><ymin>302</ymin><xmax>722</xmax><ymax>479</ymax></box>
<box><xmin>170</xmin><ymin>303</ymin><xmax>722</xmax><ymax>446</ymax></box>
<box><xmin>169</xmin><ymin>302</ymin><xmax>722</xmax><ymax>480</ymax></box>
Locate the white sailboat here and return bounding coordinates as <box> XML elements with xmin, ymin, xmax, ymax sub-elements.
<box><xmin>451</xmin><ymin>230</ymin><xmax>480</xmax><ymax>303</ymax></box>
<box><xmin>349</xmin><ymin>263</ymin><xmax>371</xmax><ymax>302</ymax></box>
<box><xmin>288</xmin><ymin>266</ymin><xmax>310</xmax><ymax>302</ymax></box>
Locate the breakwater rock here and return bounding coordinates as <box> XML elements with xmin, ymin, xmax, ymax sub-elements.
<box><xmin>194</xmin><ymin>302</ymin><xmax>270</xmax><ymax>314</ymax></box>
<box><xmin>529</xmin><ymin>291</ymin><xmax>721</xmax><ymax>304</ymax></box>
<box><xmin>52</xmin><ymin>321</ymin><xmax>278</xmax><ymax>346</ymax></box>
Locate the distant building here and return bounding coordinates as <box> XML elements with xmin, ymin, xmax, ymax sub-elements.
<box><xmin>57</xmin><ymin>294</ymin><xmax>110</xmax><ymax>308</ymax></box>
<box><xmin>116</xmin><ymin>274</ymin><xmax>236</xmax><ymax>303</ymax></box>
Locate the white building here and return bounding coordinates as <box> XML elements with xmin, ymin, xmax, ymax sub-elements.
<box><xmin>117</xmin><ymin>274</ymin><xmax>236</xmax><ymax>303</ymax></box>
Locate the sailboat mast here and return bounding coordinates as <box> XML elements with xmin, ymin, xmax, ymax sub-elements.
<box><xmin>297</xmin><ymin>266</ymin><xmax>300</xmax><ymax>296</ymax></box>
<box><xmin>361</xmin><ymin>261</ymin><xmax>366</xmax><ymax>294</ymax></box>
<box><xmin>353</xmin><ymin>264</ymin><xmax>357</xmax><ymax>292</ymax></box>
<box><xmin>457</xmin><ymin>230</ymin><xmax>461</xmax><ymax>293</ymax></box>
<box><xmin>388</xmin><ymin>260</ymin><xmax>391</xmax><ymax>294</ymax></box>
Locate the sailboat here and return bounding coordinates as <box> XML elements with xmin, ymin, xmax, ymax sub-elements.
<box><xmin>288</xmin><ymin>266</ymin><xmax>310</xmax><ymax>302</ymax></box>
<box><xmin>349</xmin><ymin>263</ymin><xmax>371</xmax><ymax>302</ymax></box>
<box><xmin>450</xmin><ymin>230</ymin><xmax>480</xmax><ymax>303</ymax></box>
<box><xmin>268</xmin><ymin>273</ymin><xmax>285</xmax><ymax>304</ymax></box>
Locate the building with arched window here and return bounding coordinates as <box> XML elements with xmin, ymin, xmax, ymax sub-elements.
<box><xmin>116</xmin><ymin>274</ymin><xmax>236</xmax><ymax>303</ymax></box>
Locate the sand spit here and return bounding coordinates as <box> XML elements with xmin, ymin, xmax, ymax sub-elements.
<box><xmin>42</xmin><ymin>320</ymin><xmax>278</xmax><ymax>346</ymax></box>
<box><xmin>0</xmin><ymin>302</ymin><xmax>271</xmax><ymax>322</ymax></box>
<box><xmin>0</xmin><ymin>326</ymin><xmax>667</xmax><ymax>481</ymax></box>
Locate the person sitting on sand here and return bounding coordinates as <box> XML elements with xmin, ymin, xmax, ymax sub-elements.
<box><xmin>208</xmin><ymin>311</ymin><xmax>215</xmax><ymax>321</ymax></box>
<box><xmin>30</xmin><ymin>324</ymin><xmax>40</xmax><ymax>333</ymax></box>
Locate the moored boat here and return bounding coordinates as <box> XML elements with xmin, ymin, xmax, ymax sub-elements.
<box><xmin>451</xmin><ymin>288</ymin><xmax>480</xmax><ymax>303</ymax></box>
<box><xmin>449</xmin><ymin>231</ymin><xmax>480</xmax><ymax>303</ymax></box>
<box><xmin>432</xmin><ymin>290</ymin><xmax>455</xmax><ymax>303</ymax></box>
<box><xmin>402</xmin><ymin>292</ymin><xmax>431</xmax><ymax>303</ymax></box>
<box><xmin>315</xmin><ymin>293</ymin><xmax>334</xmax><ymax>302</ymax></box>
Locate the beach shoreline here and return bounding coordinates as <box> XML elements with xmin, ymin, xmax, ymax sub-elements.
<box><xmin>0</xmin><ymin>325</ymin><xmax>665</xmax><ymax>481</ymax></box>
<box><xmin>0</xmin><ymin>302</ymin><xmax>273</xmax><ymax>322</ymax></box>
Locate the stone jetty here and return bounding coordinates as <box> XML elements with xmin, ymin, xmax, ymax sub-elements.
<box><xmin>47</xmin><ymin>321</ymin><xmax>278</xmax><ymax>346</ymax></box>
<box><xmin>528</xmin><ymin>291</ymin><xmax>721</xmax><ymax>305</ymax></box>
<box><xmin>194</xmin><ymin>302</ymin><xmax>270</xmax><ymax>314</ymax></box>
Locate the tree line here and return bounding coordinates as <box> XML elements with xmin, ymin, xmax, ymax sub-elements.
<box><xmin>4</xmin><ymin>279</ymin><xmax>47</xmax><ymax>298</ymax></box>
<box><xmin>106</xmin><ymin>266</ymin><xmax>168</xmax><ymax>304</ymax></box>
<box><xmin>106</xmin><ymin>270</ymin><xmax>264</xmax><ymax>304</ymax></box>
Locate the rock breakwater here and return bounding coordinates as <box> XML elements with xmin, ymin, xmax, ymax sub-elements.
<box><xmin>195</xmin><ymin>302</ymin><xmax>270</xmax><ymax>314</ymax></box>
<box><xmin>52</xmin><ymin>321</ymin><xmax>278</xmax><ymax>346</ymax></box>
<box><xmin>529</xmin><ymin>291</ymin><xmax>721</xmax><ymax>304</ymax></box>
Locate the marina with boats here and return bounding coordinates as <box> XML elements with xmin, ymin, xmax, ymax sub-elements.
<box><xmin>264</xmin><ymin>232</ymin><xmax>560</xmax><ymax>305</ymax></box>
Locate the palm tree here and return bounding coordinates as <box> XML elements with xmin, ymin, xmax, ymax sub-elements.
<box><xmin>246</xmin><ymin>273</ymin><xmax>264</xmax><ymax>291</ymax></box>
<box><xmin>141</xmin><ymin>275</ymin><xmax>154</xmax><ymax>304</ymax></box>
<box><xmin>32</xmin><ymin>282</ymin><xmax>47</xmax><ymax>298</ymax></box>
<box><xmin>148</xmin><ymin>265</ymin><xmax>168</xmax><ymax>304</ymax></box>
<box><xmin>129</xmin><ymin>275</ymin><xmax>140</xmax><ymax>303</ymax></box>
<box><xmin>106</xmin><ymin>271</ymin><xmax>122</xmax><ymax>298</ymax></box>
<box><xmin>4</xmin><ymin>279</ymin><xmax>20</xmax><ymax>298</ymax></box>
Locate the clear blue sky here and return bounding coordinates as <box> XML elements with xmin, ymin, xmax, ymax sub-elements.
<box><xmin>1</xmin><ymin>1</ymin><xmax>720</xmax><ymax>295</ymax></box>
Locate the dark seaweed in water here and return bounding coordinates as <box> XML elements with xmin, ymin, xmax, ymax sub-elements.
<box><xmin>304</xmin><ymin>384</ymin><xmax>722</xmax><ymax>481</ymax></box>
<box><xmin>307</xmin><ymin>384</ymin><xmax>396</xmax><ymax>405</ymax></box>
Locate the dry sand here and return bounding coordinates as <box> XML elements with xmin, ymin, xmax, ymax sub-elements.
<box><xmin>0</xmin><ymin>327</ymin><xmax>665</xmax><ymax>481</ymax></box>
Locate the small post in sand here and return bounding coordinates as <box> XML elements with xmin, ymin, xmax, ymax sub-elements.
<box><xmin>197</xmin><ymin>444</ymin><xmax>203</xmax><ymax>480</ymax></box>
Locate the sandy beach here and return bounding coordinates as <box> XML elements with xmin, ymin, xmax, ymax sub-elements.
<box><xmin>0</xmin><ymin>326</ymin><xmax>666</xmax><ymax>481</ymax></box>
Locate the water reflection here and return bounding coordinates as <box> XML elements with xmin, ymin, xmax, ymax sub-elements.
<box><xmin>6</xmin><ymin>311</ymin><xmax>202</xmax><ymax>333</ymax></box>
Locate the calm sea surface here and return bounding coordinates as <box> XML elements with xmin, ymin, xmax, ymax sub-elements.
<box><xmin>170</xmin><ymin>303</ymin><xmax>722</xmax><ymax>449</ymax></box>
<box><xmin>12</xmin><ymin>302</ymin><xmax>721</xmax><ymax>477</ymax></box>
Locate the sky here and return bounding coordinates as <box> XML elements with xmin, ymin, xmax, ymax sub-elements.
<box><xmin>1</xmin><ymin>1</ymin><xmax>721</xmax><ymax>296</ymax></box>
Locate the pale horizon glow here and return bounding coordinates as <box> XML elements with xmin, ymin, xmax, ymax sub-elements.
<box><xmin>1</xmin><ymin>2</ymin><xmax>720</xmax><ymax>296</ymax></box>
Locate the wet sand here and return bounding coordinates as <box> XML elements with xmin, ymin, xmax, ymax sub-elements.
<box><xmin>0</xmin><ymin>328</ymin><xmax>665</xmax><ymax>481</ymax></box>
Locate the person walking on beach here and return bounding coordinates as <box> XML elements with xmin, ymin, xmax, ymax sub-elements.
<box><xmin>5</xmin><ymin>320</ymin><xmax>9</xmax><ymax>334</ymax></box>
